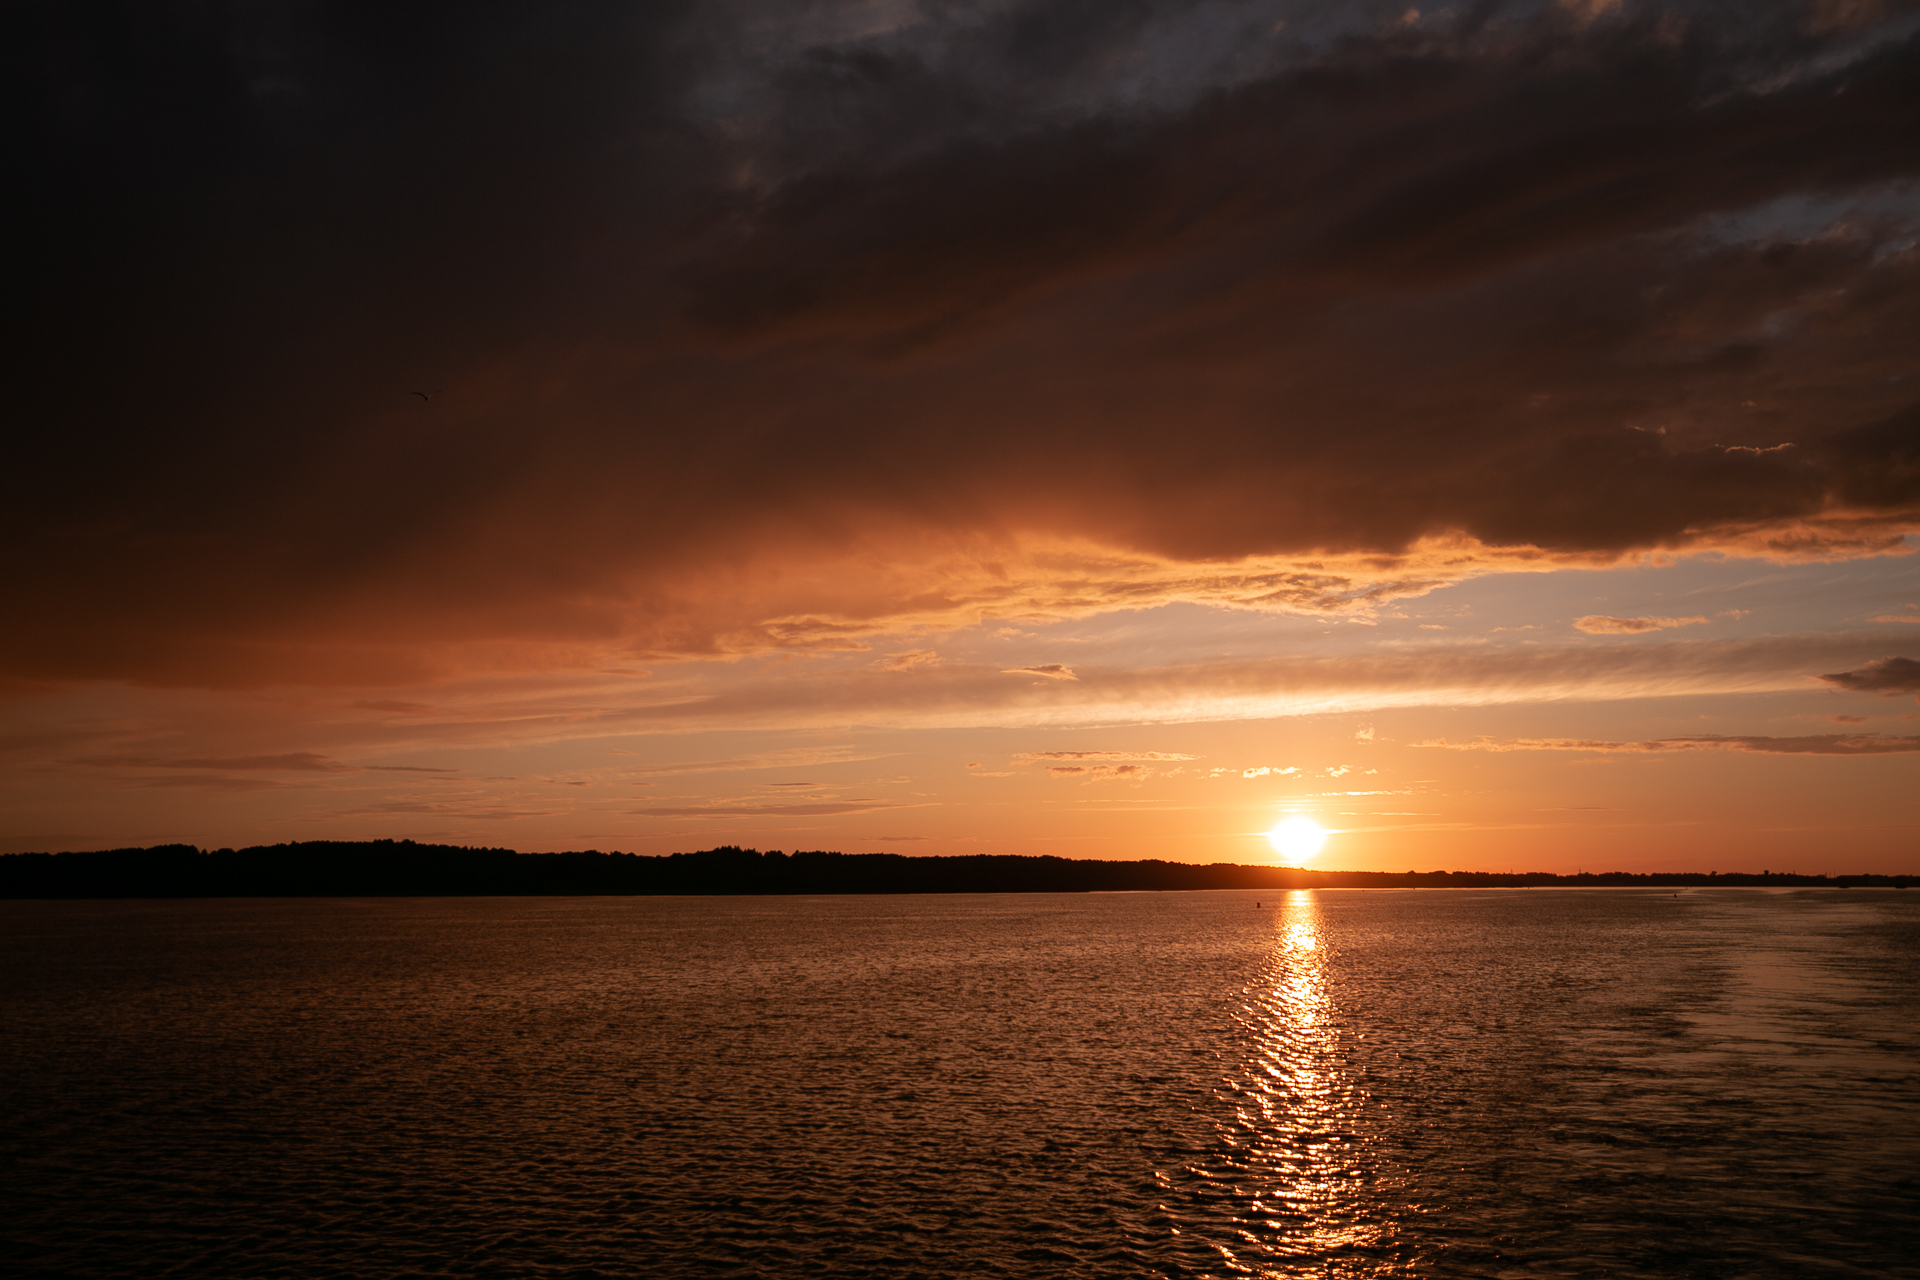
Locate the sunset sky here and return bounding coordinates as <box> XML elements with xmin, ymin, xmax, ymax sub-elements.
<box><xmin>8</xmin><ymin>0</ymin><xmax>1919</xmax><ymax>870</ymax></box>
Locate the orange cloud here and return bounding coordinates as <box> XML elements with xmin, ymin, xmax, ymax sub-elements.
<box><xmin>1416</xmin><ymin>733</ymin><xmax>1920</xmax><ymax>755</ymax></box>
<box><xmin>1042</xmin><ymin>764</ymin><xmax>1150</xmax><ymax>781</ymax></box>
<box><xmin>628</xmin><ymin>800</ymin><xmax>910</xmax><ymax>817</ymax></box>
<box><xmin>873</xmin><ymin>650</ymin><xmax>941</xmax><ymax>671</ymax></box>
<box><xmin>68</xmin><ymin>751</ymin><xmax>352</xmax><ymax>772</ymax></box>
<box><xmin>1575</xmin><ymin>615</ymin><xmax>1709</xmax><ymax>635</ymax></box>
<box><xmin>1014</xmin><ymin>751</ymin><xmax>1199</xmax><ymax>762</ymax></box>
<box><xmin>6</xmin><ymin>633</ymin><xmax>1873</xmax><ymax>785</ymax></box>
<box><xmin>64</xmin><ymin>752</ymin><xmax>458</xmax><ymax>774</ymax></box>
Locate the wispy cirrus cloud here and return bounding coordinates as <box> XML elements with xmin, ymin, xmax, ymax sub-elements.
<box><xmin>135</xmin><ymin>775</ymin><xmax>299</xmax><ymax>792</ymax></box>
<box><xmin>70</xmin><ymin>751</ymin><xmax>352</xmax><ymax>772</ymax></box>
<box><xmin>616</xmin><ymin>747</ymin><xmax>889</xmax><ymax>776</ymax></box>
<box><xmin>332</xmin><ymin>799</ymin><xmax>562</xmax><ymax>820</ymax></box>
<box><xmin>874</xmin><ymin>650</ymin><xmax>941</xmax><ymax>671</ymax></box>
<box><xmin>1574</xmin><ymin>615</ymin><xmax>1709</xmax><ymax>635</ymax></box>
<box><xmin>1013</xmin><ymin>751</ymin><xmax>1200</xmax><ymax>762</ymax></box>
<box><xmin>510</xmin><ymin>633</ymin><xmax>1914</xmax><ymax>732</ymax></box>
<box><xmin>65</xmin><ymin>751</ymin><xmax>459</xmax><ymax>774</ymax></box>
<box><xmin>628</xmin><ymin>800</ymin><xmax>910</xmax><ymax>818</ymax></box>
<box><xmin>1416</xmin><ymin>734</ymin><xmax>1920</xmax><ymax>755</ymax></box>
<box><xmin>43</xmin><ymin>632</ymin><xmax>1884</xmax><ymax>761</ymax></box>
<box><xmin>1040</xmin><ymin>764</ymin><xmax>1151</xmax><ymax>781</ymax></box>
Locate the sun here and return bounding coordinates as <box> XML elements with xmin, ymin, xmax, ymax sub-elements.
<box><xmin>1267</xmin><ymin>816</ymin><xmax>1328</xmax><ymax>862</ymax></box>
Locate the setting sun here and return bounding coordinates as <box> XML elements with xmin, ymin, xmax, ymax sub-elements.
<box><xmin>1267</xmin><ymin>816</ymin><xmax>1328</xmax><ymax>863</ymax></box>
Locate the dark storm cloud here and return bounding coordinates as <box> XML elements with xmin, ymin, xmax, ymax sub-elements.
<box><xmin>1818</xmin><ymin>655</ymin><xmax>1920</xmax><ymax>693</ymax></box>
<box><xmin>8</xmin><ymin>1</ymin><xmax>1920</xmax><ymax>684</ymax></box>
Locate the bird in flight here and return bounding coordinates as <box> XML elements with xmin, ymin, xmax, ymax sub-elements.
<box><xmin>411</xmin><ymin>390</ymin><xmax>433</xmax><ymax>402</ymax></box>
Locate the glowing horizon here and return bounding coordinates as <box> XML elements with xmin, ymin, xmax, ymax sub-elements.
<box><xmin>5</xmin><ymin>3</ymin><xmax>1918</xmax><ymax>873</ymax></box>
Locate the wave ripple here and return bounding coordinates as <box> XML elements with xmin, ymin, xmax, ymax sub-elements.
<box><xmin>2</xmin><ymin>890</ymin><xmax>1914</xmax><ymax>1277</ymax></box>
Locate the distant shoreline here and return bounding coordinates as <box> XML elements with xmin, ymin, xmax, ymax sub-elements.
<box><xmin>1</xmin><ymin>841</ymin><xmax>1910</xmax><ymax>898</ymax></box>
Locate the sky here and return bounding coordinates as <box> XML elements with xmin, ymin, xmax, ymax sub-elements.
<box><xmin>7</xmin><ymin>0</ymin><xmax>1919</xmax><ymax>871</ymax></box>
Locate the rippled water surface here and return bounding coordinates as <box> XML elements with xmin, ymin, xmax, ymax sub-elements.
<box><xmin>3</xmin><ymin>890</ymin><xmax>1916</xmax><ymax>1277</ymax></box>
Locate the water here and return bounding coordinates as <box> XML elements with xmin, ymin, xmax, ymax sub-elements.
<box><xmin>1</xmin><ymin>889</ymin><xmax>1915</xmax><ymax>1277</ymax></box>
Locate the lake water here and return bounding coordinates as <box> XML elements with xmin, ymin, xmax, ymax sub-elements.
<box><xmin>2</xmin><ymin>889</ymin><xmax>1915</xmax><ymax>1277</ymax></box>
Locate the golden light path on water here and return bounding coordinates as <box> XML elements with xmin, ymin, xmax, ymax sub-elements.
<box><xmin>1216</xmin><ymin>890</ymin><xmax>1403</xmax><ymax>1277</ymax></box>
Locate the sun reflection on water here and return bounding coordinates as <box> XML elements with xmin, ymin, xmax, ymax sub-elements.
<box><xmin>1217</xmin><ymin>891</ymin><xmax>1398</xmax><ymax>1277</ymax></box>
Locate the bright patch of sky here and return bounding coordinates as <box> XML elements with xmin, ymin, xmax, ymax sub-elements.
<box><xmin>907</xmin><ymin>538</ymin><xmax>1920</xmax><ymax>669</ymax></box>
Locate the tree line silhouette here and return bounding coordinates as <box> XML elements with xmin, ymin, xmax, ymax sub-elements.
<box><xmin>0</xmin><ymin>841</ymin><xmax>1908</xmax><ymax>897</ymax></box>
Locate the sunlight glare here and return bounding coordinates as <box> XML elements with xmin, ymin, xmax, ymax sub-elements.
<box><xmin>1267</xmin><ymin>816</ymin><xmax>1328</xmax><ymax>862</ymax></box>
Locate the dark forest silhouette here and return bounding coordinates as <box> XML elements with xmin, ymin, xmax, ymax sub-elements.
<box><xmin>0</xmin><ymin>841</ymin><xmax>1908</xmax><ymax>897</ymax></box>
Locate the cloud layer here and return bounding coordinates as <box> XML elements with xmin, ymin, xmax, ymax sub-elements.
<box><xmin>1575</xmin><ymin>615</ymin><xmax>1709</xmax><ymax>635</ymax></box>
<box><xmin>1417</xmin><ymin>733</ymin><xmax>1920</xmax><ymax>755</ymax></box>
<box><xmin>8</xmin><ymin>1</ymin><xmax>1920</xmax><ymax>687</ymax></box>
<box><xmin>1818</xmin><ymin>655</ymin><xmax>1920</xmax><ymax>695</ymax></box>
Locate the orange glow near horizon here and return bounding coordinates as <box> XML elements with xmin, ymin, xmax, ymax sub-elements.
<box><xmin>3</xmin><ymin>631</ymin><xmax>1919</xmax><ymax>872</ymax></box>
<box><xmin>7</xmin><ymin>2</ymin><xmax>1920</xmax><ymax>873</ymax></box>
